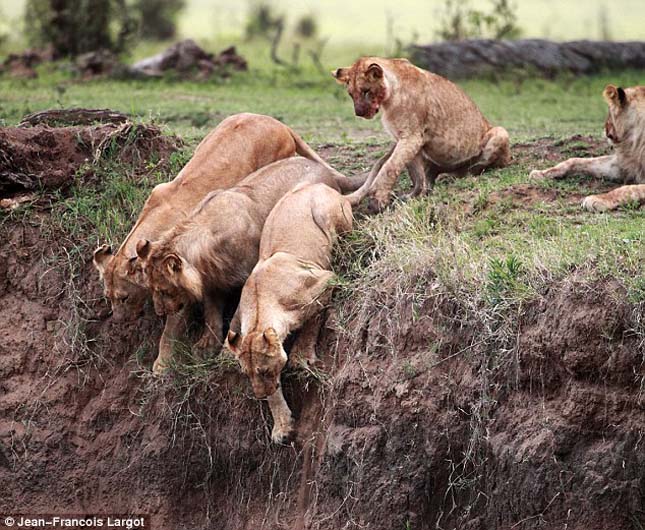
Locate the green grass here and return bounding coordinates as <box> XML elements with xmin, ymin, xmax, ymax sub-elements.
<box><xmin>1</xmin><ymin>66</ymin><xmax>642</xmax><ymax>349</ymax></box>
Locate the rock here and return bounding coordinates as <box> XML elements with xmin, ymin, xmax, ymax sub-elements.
<box><xmin>410</xmin><ymin>39</ymin><xmax>645</xmax><ymax>78</ymax></box>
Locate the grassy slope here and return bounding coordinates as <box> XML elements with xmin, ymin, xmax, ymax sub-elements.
<box><xmin>0</xmin><ymin>67</ymin><xmax>643</xmax><ymax>310</ymax></box>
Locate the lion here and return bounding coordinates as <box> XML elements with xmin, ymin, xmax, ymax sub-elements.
<box><xmin>136</xmin><ymin>158</ymin><xmax>363</xmax><ymax>374</ymax></box>
<box><xmin>332</xmin><ymin>56</ymin><xmax>510</xmax><ymax>212</ymax></box>
<box><xmin>92</xmin><ymin>112</ymin><xmax>348</xmax><ymax>374</ymax></box>
<box><xmin>225</xmin><ymin>181</ymin><xmax>352</xmax><ymax>443</ymax></box>
<box><xmin>530</xmin><ymin>85</ymin><xmax>645</xmax><ymax>212</ymax></box>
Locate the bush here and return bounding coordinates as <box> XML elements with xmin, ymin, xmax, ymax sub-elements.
<box><xmin>244</xmin><ymin>2</ymin><xmax>284</xmax><ymax>40</ymax></box>
<box><xmin>134</xmin><ymin>0</ymin><xmax>185</xmax><ymax>41</ymax></box>
<box><xmin>24</xmin><ymin>0</ymin><xmax>137</xmax><ymax>57</ymax></box>
<box><xmin>437</xmin><ymin>0</ymin><xmax>521</xmax><ymax>41</ymax></box>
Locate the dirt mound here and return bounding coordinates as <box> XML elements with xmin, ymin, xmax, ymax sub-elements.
<box><xmin>0</xmin><ymin>115</ymin><xmax>179</xmax><ymax>200</ymax></box>
<box><xmin>0</xmin><ymin>134</ymin><xmax>643</xmax><ymax>529</ymax></box>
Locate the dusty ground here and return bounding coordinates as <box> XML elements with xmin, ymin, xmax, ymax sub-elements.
<box><xmin>0</xmin><ymin>130</ymin><xmax>643</xmax><ymax>529</ymax></box>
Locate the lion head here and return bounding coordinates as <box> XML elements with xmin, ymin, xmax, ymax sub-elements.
<box><xmin>136</xmin><ymin>239</ymin><xmax>203</xmax><ymax>316</ymax></box>
<box><xmin>332</xmin><ymin>58</ymin><xmax>389</xmax><ymax>119</ymax></box>
<box><xmin>93</xmin><ymin>244</ymin><xmax>148</xmax><ymax>321</ymax></box>
<box><xmin>225</xmin><ymin>328</ymin><xmax>287</xmax><ymax>399</ymax></box>
<box><xmin>603</xmin><ymin>85</ymin><xmax>645</xmax><ymax>145</ymax></box>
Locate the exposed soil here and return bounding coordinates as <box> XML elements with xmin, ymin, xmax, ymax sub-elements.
<box><xmin>0</xmin><ymin>119</ymin><xmax>179</xmax><ymax>199</ymax></box>
<box><xmin>0</xmin><ymin>132</ymin><xmax>643</xmax><ymax>529</ymax></box>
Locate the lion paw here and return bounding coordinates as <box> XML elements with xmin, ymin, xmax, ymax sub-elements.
<box><xmin>367</xmin><ymin>196</ymin><xmax>388</xmax><ymax>214</ymax></box>
<box><xmin>582</xmin><ymin>195</ymin><xmax>613</xmax><ymax>212</ymax></box>
<box><xmin>192</xmin><ymin>331</ymin><xmax>220</xmax><ymax>355</ymax></box>
<box><xmin>152</xmin><ymin>357</ymin><xmax>170</xmax><ymax>375</ymax></box>
<box><xmin>529</xmin><ymin>170</ymin><xmax>545</xmax><ymax>180</ymax></box>
<box><xmin>288</xmin><ymin>352</ymin><xmax>321</xmax><ymax>370</ymax></box>
<box><xmin>271</xmin><ymin>417</ymin><xmax>295</xmax><ymax>445</ymax></box>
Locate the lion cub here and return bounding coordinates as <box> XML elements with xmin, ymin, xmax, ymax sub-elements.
<box><xmin>137</xmin><ymin>158</ymin><xmax>362</xmax><ymax>373</ymax></box>
<box><xmin>93</xmin><ymin>113</ymin><xmax>346</xmax><ymax>374</ymax></box>
<box><xmin>530</xmin><ymin>85</ymin><xmax>645</xmax><ymax>211</ymax></box>
<box><xmin>225</xmin><ymin>182</ymin><xmax>352</xmax><ymax>444</ymax></box>
<box><xmin>333</xmin><ymin>57</ymin><xmax>510</xmax><ymax>211</ymax></box>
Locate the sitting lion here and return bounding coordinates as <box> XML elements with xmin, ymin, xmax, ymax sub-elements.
<box><xmin>332</xmin><ymin>56</ymin><xmax>510</xmax><ymax>212</ymax></box>
<box><xmin>92</xmin><ymin>112</ymin><xmax>347</xmax><ymax>374</ymax></box>
<box><xmin>136</xmin><ymin>158</ymin><xmax>364</xmax><ymax>374</ymax></box>
<box><xmin>225</xmin><ymin>182</ymin><xmax>353</xmax><ymax>444</ymax></box>
<box><xmin>530</xmin><ymin>85</ymin><xmax>645</xmax><ymax>212</ymax></box>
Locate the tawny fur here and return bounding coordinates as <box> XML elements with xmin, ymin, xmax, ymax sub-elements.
<box><xmin>332</xmin><ymin>56</ymin><xmax>511</xmax><ymax>211</ymax></box>
<box><xmin>92</xmin><ymin>113</ymin><xmax>346</xmax><ymax>374</ymax></box>
<box><xmin>139</xmin><ymin>158</ymin><xmax>362</xmax><ymax>374</ymax></box>
<box><xmin>530</xmin><ymin>85</ymin><xmax>645</xmax><ymax>212</ymax></box>
<box><xmin>225</xmin><ymin>182</ymin><xmax>352</xmax><ymax>443</ymax></box>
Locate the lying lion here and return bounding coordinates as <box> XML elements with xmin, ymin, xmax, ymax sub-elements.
<box><xmin>332</xmin><ymin>56</ymin><xmax>510</xmax><ymax>212</ymax></box>
<box><xmin>93</xmin><ymin>112</ymin><xmax>346</xmax><ymax>374</ymax></box>
<box><xmin>136</xmin><ymin>158</ymin><xmax>364</xmax><ymax>374</ymax></box>
<box><xmin>530</xmin><ymin>85</ymin><xmax>645</xmax><ymax>211</ymax></box>
<box><xmin>225</xmin><ymin>181</ymin><xmax>352</xmax><ymax>443</ymax></box>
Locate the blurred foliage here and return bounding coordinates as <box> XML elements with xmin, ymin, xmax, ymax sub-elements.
<box><xmin>437</xmin><ymin>0</ymin><xmax>521</xmax><ymax>41</ymax></box>
<box><xmin>134</xmin><ymin>0</ymin><xmax>186</xmax><ymax>41</ymax></box>
<box><xmin>295</xmin><ymin>15</ymin><xmax>317</xmax><ymax>40</ymax></box>
<box><xmin>244</xmin><ymin>2</ymin><xmax>284</xmax><ymax>40</ymax></box>
<box><xmin>24</xmin><ymin>0</ymin><xmax>137</xmax><ymax>57</ymax></box>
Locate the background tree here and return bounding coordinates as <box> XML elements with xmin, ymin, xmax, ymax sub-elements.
<box><xmin>24</xmin><ymin>0</ymin><xmax>137</xmax><ymax>57</ymax></box>
<box><xmin>134</xmin><ymin>0</ymin><xmax>186</xmax><ymax>41</ymax></box>
<box><xmin>437</xmin><ymin>0</ymin><xmax>521</xmax><ymax>41</ymax></box>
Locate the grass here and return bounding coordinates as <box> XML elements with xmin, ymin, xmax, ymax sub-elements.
<box><xmin>1</xmin><ymin>63</ymin><xmax>643</xmax><ymax>363</ymax></box>
<box><xmin>2</xmin><ymin>57</ymin><xmax>643</xmax><ymax>529</ymax></box>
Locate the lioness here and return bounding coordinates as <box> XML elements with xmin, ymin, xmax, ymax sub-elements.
<box><xmin>225</xmin><ymin>182</ymin><xmax>352</xmax><ymax>443</ymax></box>
<box><xmin>332</xmin><ymin>57</ymin><xmax>510</xmax><ymax>212</ymax></box>
<box><xmin>136</xmin><ymin>158</ymin><xmax>363</xmax><ymax>373</ymax></box>
<box><xmin>530</xmin><ymin>85</ymin><xmax>645</xmax><ymax>212</ymax></box>
<box><xmin>93</xmin><ymin>112</ymin><xmax>346</xmax><ymax>374</ymax></box>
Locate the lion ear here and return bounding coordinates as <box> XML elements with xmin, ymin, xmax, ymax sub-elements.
<box><xmin>332</xmin><ymin>67</ymin><xmax>350</xmax><ymax>84</ymax></box>
<box><xmin>366</xmin><ymin>63</ymin><xmax>383</xmax><ymax>81</ymax></box>
<box><xmin>263</xmin><ymin>327</ymin><xmax>280</xmax><ymax>348</ymax></box>
<box><xmin>93</xmin><ymin>244</ymin><xmax>113</xmax><ymax>276</ymax></box>
<box><xmin>603</xmin><ymin>84</ymin><xmax>627</xmax><ymax>106</ymax></box>
<box><xmin>126</xmin><ymin>255</ymin><xmax>139</xmax><ymax>275</ymax></box>
<box><xmin>136</xmin><ymin>239</ymin><xmax>151</xmax><ymax>260</ymax></box>
<box><xmin>163</xmin><ymin>254</ymin><xmax>182</xmax><ymax>274</ymax></box>
<box><xmin>225</xmin><ymin>330</ymin><xmax>241</xmax><ymax>356</ymax></box>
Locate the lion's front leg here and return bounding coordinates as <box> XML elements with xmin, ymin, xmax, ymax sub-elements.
<box><xmin>368</xmin><ymin>136</ymin><xmax>425</xmax><ymax>212</ymax></box>
<box><xmin>530</xmin><ymin>155</ymin><xmax>622</xmax><ymax>182</ymax></box>
<box><xmin>154</xmin><ymin>309</ymin><xmax>189</xmax><ymax>374</ymax></box>
<box><xmin>267</xmin><ymin>386</ymin><xmax>295</xmax><ymax>444</ymax></box>
<box><xmin>347</xmin><ymin>144</ymin><xmax>395</xmax><ymax>206</ymax></box>
<box><xmin>582</xmin><ymin>184</ymin><xmax>645</xmax><ymax>212</ymax></box>
<box><xmin>193</xmin><ymin>294</ymin><xmax>224</xmax><ymax>354</ymax></box>
<box><xmin>289</xmin><ymin>314</ymin><xmax>325</xmax><ymax>370</ymax></box>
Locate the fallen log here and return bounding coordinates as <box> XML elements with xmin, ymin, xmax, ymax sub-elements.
<box><xmin>410</xmin><ymin>39</ymin><xmax>645</xmax><ymax>78</ymax></box>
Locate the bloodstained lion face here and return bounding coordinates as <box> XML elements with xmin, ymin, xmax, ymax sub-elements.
<box><xmin>332</xmin><ymin>60</ymin><xmax>388</xmax><ymax>119</ymax></box>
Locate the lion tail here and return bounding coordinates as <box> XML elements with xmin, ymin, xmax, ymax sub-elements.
<box><xmin>290</xmin><ymin>130</ymin><xmax>367</xmax><ymax>192</ymax></box>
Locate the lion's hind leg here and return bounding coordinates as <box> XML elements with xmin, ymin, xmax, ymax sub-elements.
<box><xmin>471</xmin><ymin>126</ymin><xmax>511</xmax><ymax>174</ymax></box>
<box><xmin>582</xmin><ymin>184</ymin><xmax>645</xmax><ymax>212</ymax></box>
